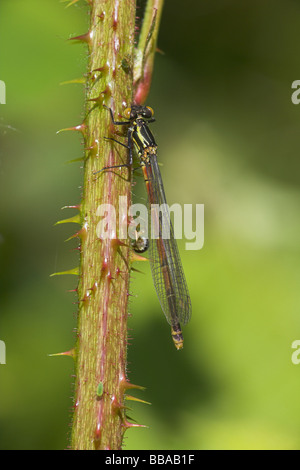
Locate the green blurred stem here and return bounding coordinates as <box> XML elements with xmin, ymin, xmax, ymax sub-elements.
<box><xmin>134</xmin><ymin>0</ymin><xmax>164</xmax><ymax>103</ymax></box>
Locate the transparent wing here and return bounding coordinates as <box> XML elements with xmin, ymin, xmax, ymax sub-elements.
<box><xmin>142</xmin><ymin>154</ymin><xmax>192</xmax><ymax>327</ymax></box>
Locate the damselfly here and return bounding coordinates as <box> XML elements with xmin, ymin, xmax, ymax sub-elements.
<box><xmin>97</xmin><ymin>105</ymin><xmax>192</xmax><ymax>349</ymax></box>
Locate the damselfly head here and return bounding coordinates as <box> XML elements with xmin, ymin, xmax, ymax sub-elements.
<box><xmin>124</xmin><ymin>105</ymin><xmax>154</xmax><ymax>121</ymax></box>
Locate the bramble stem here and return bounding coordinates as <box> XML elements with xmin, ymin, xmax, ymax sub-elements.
<box><xmin>71</xmin><ymin>0</ymin><xmax>135</xmax><ymax>450</ymax></box>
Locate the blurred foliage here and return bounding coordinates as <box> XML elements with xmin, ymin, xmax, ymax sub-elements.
<box><xmin>1</xmin><ymin>0</ymin><xmax>300</xmax><ymax>450</ymax></box>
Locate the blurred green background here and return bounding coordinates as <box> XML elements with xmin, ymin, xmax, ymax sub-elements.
<box><xmin>1</xmin><ymin>0</ymin><xmax>300</xmax><ymax>450</ymax></box>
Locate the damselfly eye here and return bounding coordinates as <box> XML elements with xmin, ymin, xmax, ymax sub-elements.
<box><xmin>145</xmin><ymin>106</ymin><xmax>154</xmax><ymax>118</ymax></box>
<box><xmin>124</xmin><ymin>108</ymin><xmax>131</xmax><ymax>119</ymax></box>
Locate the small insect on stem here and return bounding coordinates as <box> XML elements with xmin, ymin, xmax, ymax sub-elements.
<box><xmin>96</xmin><ymin>382</ymin><xmax>104</xmax><ymax>400</ymax></box>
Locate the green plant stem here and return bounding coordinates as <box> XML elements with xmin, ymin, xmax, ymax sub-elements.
<box><xmin>71</xmin><ymin>0</ymin><xmax>136</xmax><ymax>450</ymax></box>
